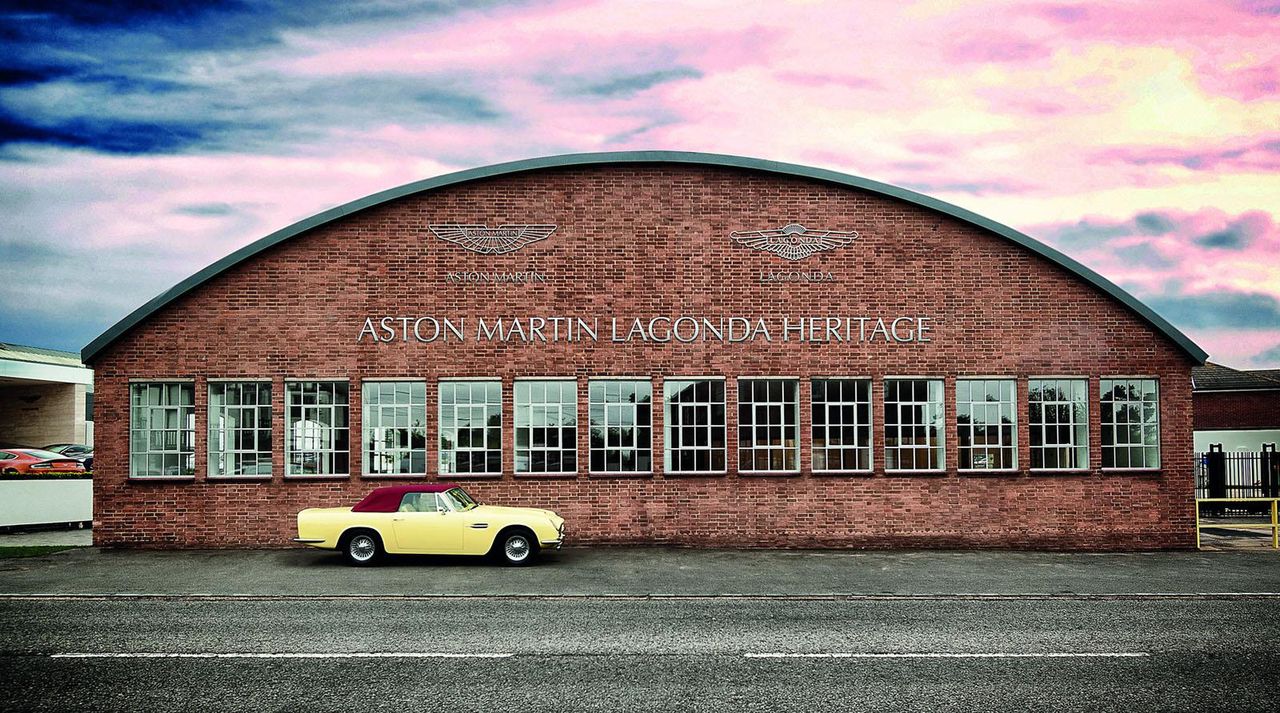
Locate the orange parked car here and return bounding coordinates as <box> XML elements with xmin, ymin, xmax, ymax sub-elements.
<box><xmin>0</xmin><ymin>448</ymin><xmax>87</xmax><ymax>475</ymax></box>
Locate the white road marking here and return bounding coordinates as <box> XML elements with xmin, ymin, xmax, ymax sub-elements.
<box><xmin>50</xmin><ymin>652</ymin><xmax>513</xmax><ymax>659</ymax></box>
<box><xmin>746</xmin><ymin>652</ymin><xmax>1150</xmax><ymax>659</ymax></box>
<box><xmin>5</xmin><ymin>592</ymin><xmax>1280</xmax><ymax>601</ymax></box>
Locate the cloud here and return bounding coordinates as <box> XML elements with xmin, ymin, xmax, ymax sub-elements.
<box><xmin>567</xmin><ymin>67</ymin><xmax>703</xmax><ymax>97</ymax></box>
<box><xmin>1145</xmin><ymin>291</ymin><xmax>1280</xmax><ymax>330</ymax></box>
<box><xmin>1094</xmin><ymin>136</ymin><xmax>1280</xmax><ymax>172</ymax></box>
<box><xmin>1249</xmin><ymin>343</ymin><xmax>1280</xmax><ymax>367</ymax></box>
<box><xmin>0</xmin><ymin>0</ymin><xmax>1279</xmax><ymax>365</ymax></box>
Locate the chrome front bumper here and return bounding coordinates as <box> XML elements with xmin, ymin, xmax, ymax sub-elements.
<box><xmin>541</xmin><ymin>522</ymin><xmax>566</xmax><ymax>550</ymax></box>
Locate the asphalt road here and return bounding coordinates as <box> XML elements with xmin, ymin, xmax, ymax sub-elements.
<box><xmin>2</xmin><ymin>596</ymin><xmax>1276</xmax><ymax>712</ymax></box>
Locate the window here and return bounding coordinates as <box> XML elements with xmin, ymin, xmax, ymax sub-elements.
<box><xmin>1028</xmin><ymin>379</ymin><xmax>1088</xmax><ymax>470</ymax></box>
<box><xmin>738</xmin><ymin>379</ymin><xmax>799</xmax><ymax>472</ymax></box>
<box><xmin>588</xmin><ymin>379</ymin><xmax>652</xmax><ymax>473</ymax></box>
<box><xmin>398</xmin><ymin>491</ymin><xmax>442</xmax><ymax>512</ymax></box>
<box><xmin>208</xmin><ymin>382</ymin><xmax>272</xmax><ymax>477</ymax></box>
<box><xmin>515</xmin><ymin>380</ymin><xmax>578</xmax><ymax>474</ymax></box>
<box><xmin>439</xmin><ymin>380</ymin><xmax>502</xmax><ymax>475</ymax></box>
<box><xmin>884</xmin><ymin>379</ymin><xmax>944</xmax><ymax>471</ymax></box>
<box><xmin>812</xmin><ymin>379</ymin><xmax>871</xmax><ymax>472</ymax></box>
<box><xmin>957</xmin><ymin>379</ymin><xmax>1017</xmax><ymax>470</ymax></box>
<box><xmin>663</xmin><ymin>379</ymin><xmax>726</xmax><ymax>473</ymax></box>
<box><xmin>130</xmin><ymin>382</ymin><xmax>195</xmax><ymax>477</ymax></box>
<box><xmin>285</xmin><ymin>381</ymin><xmax>350</xmax><ymax>476</ymax></box>
<box><xmin>362</xmin><ymin>382</ymin><xmax>427</xmax><ymax>476</ymax></box>
<box><xmin>1101</xmin><ymin>379</ymin><xmax>1160</xmax><ymax>469</ymax></box>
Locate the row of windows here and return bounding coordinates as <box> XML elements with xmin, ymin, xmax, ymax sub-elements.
<box><xmin>128</xmin><ymin>377</ymin><xmax>1162</xmax><ymax>478</ymax></box>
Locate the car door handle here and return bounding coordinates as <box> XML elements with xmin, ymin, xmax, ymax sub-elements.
<box><xmin>392</xmin><ymin>517</ymin><xmax>405</xmax><ymax>522</ymax></box>
<box><xmin>470</xmin><ymin>523</ymin><xmax>489</xmax><ymax>529</ymax></box>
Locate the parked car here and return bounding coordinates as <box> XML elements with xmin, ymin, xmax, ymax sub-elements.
<box><xmin>43</xmin><ymin>443</ymin><xmax>93</xmax><ymax>472</ymax></box>
<box><xmin>294</xmin><ymin>483</ymin><xmax>565</xmax><ymax>566</ymax></box>
<box><xmin>0</xmin><ymin>448</ymin><xmax>87</xmax><ymax>475</ymax></box>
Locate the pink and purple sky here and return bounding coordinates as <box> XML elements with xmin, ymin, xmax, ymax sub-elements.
<box><xmin>2</xmin><ymin>0</ymin><xmax>1278</xmax><ymax>366</ymax></box>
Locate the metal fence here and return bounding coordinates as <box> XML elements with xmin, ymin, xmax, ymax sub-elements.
<box><xmin>1195</xmin><ymin>445</ymin><xmax>1280</xmax><ymax>500</ymax></box>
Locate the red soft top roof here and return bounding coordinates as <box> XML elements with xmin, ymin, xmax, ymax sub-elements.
<box><xmin>351</xmin><ymin>483</ymin><xmax>460</xmax><ymax>513</ymax></box>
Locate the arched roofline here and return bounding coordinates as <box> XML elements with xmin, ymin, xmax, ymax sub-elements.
<box><xmin>82</xmin><ymin>150</ymin><xmax>1208</xmax><ymax>363</ymax></box>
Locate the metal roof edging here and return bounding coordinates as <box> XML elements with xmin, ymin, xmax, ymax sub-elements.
<box><xmin>81</xmin><ymin>150</ymin><xmax>1209</xmax><ymax>364</ymax></box>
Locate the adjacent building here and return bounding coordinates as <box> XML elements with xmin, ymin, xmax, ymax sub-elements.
<box><xmin>0</xmin><ymin>343</ymin><xmax>94</xmax><ymax>450</ymax></box>
<box><xmin>1192</xmin><ymin>362</ymin><xmax>1280</xmax><ymax>451</ymax></box>
<box><xmin>82</xmin><ymin>152</ymin><xmax>1206</xmax><ymax>549</ymax></box>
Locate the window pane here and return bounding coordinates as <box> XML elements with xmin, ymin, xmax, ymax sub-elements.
<box><xmin>513</xmin><ymin>380</ymin><xmax>576</xmax><ymax>474</ymax></box>
<box><xmin>664</xmin><ymin>379</ymin><xmax>726</xmax><ymax>473</ymax></box>
<box><xmin>884</xmin><ymin>379</ymin><xmax>944</xmax><ymax>471</ymax></box>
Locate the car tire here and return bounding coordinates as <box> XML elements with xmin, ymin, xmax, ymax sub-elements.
<box><xmin>494</xmin><ymin>528</ymin><xmax>538</xmax><ymax>566</ymax></box>
<box><xmin>341</xmin><ymin>530</ymin><xmax>383</xmax><ymax>567</ymax></box>
<box><xmin>1</xmin><ymin>468</ymin><xmax>17</xmax><ymax>476</ymax></box>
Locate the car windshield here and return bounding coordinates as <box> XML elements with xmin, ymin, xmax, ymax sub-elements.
<box><xmin>20</xmin><ymin>449</ymin><xmax>69</xmax><ymax>460</ymax></box>
<box><xmin>441</xmin><ymin>487</ymin><xmax>477</xmax><ymax>511</ymax></box>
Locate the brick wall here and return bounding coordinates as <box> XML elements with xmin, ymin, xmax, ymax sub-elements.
<box><xmin>88</xmin><ymin>164</ymin><xmax>1199</xmax><ymax>550</ymax></box>
<box><xmin>1194</xmin><ymin>391</ymin><xmax>1280</xmax><ymax>431</ymax></box>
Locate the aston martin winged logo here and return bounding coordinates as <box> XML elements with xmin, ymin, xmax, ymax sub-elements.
<box><xmin>428</xmin><ymin>224</ymin><xmax>557</xmax><ymax>255</ymax></box>
<box><xmin>731</xmin><ymin>223</ymin><xmax>858</xmax><ymax>261</ymax></box>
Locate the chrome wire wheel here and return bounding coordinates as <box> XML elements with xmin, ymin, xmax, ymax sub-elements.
<box><xmin>503</xmin><ymin>534</ymin><xmax>531</xmax><ymax>563</ymax></box>
<box><xmin>349</xmin><ymin>534</ymin><xmax>377</xmax><ymax>562</ymax></box>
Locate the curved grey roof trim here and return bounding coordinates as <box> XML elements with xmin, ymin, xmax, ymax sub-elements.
<box><xmin>82</xmin><ymin>150</ymin><xmax>1208</xmax><ymax>363</ymax></box>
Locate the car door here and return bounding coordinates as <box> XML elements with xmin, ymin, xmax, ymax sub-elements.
<box><xmin>390</xmin><ymin>493</ymin><xmax>464</xmax><ymax>554</ymax></box>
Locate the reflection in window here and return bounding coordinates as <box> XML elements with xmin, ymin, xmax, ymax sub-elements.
<box><xmin>1028</xmin><ymin>379</ymin><xmax>1088</xmax><ymax>470</ymax></box>
<box><xmin>738</xmin><ymin>379</ymin><xmax>799</xmax><ymax>472</ymax></box>
<box><xmin>884</xmin><ymin>379</ymin><xmax>944</xmax><ymax>471</ymax></box>
<box><xmin>286</xmin><ymin>381</ymin><xmax>350</xmax><ymax>476</ymax></box>
<box><xmin>1101</xmin><ymin>379</ymin><xmax>1160</xmax><ymax>469</ymax></box>
<box><xmin>209</xmin><ymin>381</ymin><xmax>272</xmax><ymax>477</ymax></box>
<box><xmin>589</xmin><ymin>380</ymin><xmax>652</xmax><ymax>473</ymax></box>
<box><xmin>439</xmin><ymin>381</ymin><xmax>502</xmax><ymax>475</ymax></box>
<box><xmin>130</xmin><ymin>382</ymin><xmax>195</xmax><ymax>477</ymax></box>
<box><xmin>812</xmin><ymin>379</ymin><xmax>871</xmax><ymax>472</ymax></box>
<box><xmin>957</xmin><ymin>379</ymin><xmax>1017</xmax><ymax>470</ymax></box>
<box><xmin>515</xmin><ymin>380</ymin><xmax>578</xmax><ymax>474</ymax></box>
<box><xmin>363</xmin><ymin>381</ymin><xmax>427</xmax><ymax>476</ymax></box>
<box><xmin>663</xmin><ymin>379</ymin><xmax>726</xmax><ymax>473</ymax></box>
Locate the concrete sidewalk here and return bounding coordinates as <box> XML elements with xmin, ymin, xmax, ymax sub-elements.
<box><xmin>0</xmin><ymin>528</ymin><xmax>92</xmax><ymax>547</ymax></box>
<box><xmin>2</xmin><ymin>546</ymin><xmax>1279</xmax><ymax>597</ymax></box>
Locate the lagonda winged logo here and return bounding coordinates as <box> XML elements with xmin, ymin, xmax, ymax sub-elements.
<box><xmin>731</xmin><ymin>223</ymin><xmax>858</xmax><ymax>261</ymax></box>
<box><xmin>428</xmin><ymin>224</ymin><xmax>557</xmax><ymax>255</ymax></box>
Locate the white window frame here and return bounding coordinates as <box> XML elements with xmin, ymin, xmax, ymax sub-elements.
<box><xmin>1100</xmin><ymin>378</ymin><xmax>1161</xmax><ymax>470</ymax></box>
<box><xmin>208</xmin><ymin>380</ymin><xmax>273</xmax><ymax>478</ymax></box>
<box><xmin>514</xmin><ymin>378</ymin><xmax>578</xmax><ymax>475</ymax></box>
<box><xmin>737</xmin><ymin>377</ymin><xmax>800</xmax><ymax>474</ymax></box>
<box><xmin>663</xmin><ymin>377</ymin><xmax>727</xmax><ymax>474</ymax></box>
<box><xmin>438</xmin><ymin>379</ymin><xmax>503</xmax><ymax>476</ymax></box>
<box><xmin>284</xmin><ymin>380</ymin><xmax>350</xmax><ymax>478</ymax></box>
<box><xmin>129</xmin><ymin>381</ymin><xmax>196</xmax><ymax>479</ymax></box>
<box><xmin>362</xmin><ymin>381</ymin><xmax>428</xmax><ymax>477</ymax></box>
<box><xmin>1028</xmin><ymin>378</ymin><xmax>1090</xmax><ymax>472</ymax></box>
<box><xmin>811</xmin><ymin>377</ymin><xmax>873</xmax><ymax>474</ymax></box>
<box><xmin>883</xmin><ymin>378</ymin><xmax>945</xmax><ymax>472</ymax></box>
<box><xmin>956</xmin><ymin>378</ymin><xmax>1018</xmax><ymax>472</ymax></box>
<box><xmin>588</xmin><ymin>378</ymin><xmax>653</xmax><ymax>475</ymax></box>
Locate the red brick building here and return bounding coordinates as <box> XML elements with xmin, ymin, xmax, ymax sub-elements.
<box><xmin>1192</xmin><ymin>362</ymin><xmax>1280</xmax><ymax>451</ymax></box>
<box><xmin>83</xmin><ymin>152</ymin><xmax>1207</xmax><ymax>550</ymax></box>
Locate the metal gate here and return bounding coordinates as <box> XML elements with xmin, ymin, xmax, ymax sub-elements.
<box><xmin>1195</xmin><ymin>444</ymin><xmax>1280</xmax><ymax>499</ymax></box>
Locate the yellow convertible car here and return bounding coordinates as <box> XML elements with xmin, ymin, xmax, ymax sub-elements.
<box><xmin>294</xmin><ymin>483</ymin><xmax>565</xmax><ymax>566</ymax></box>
